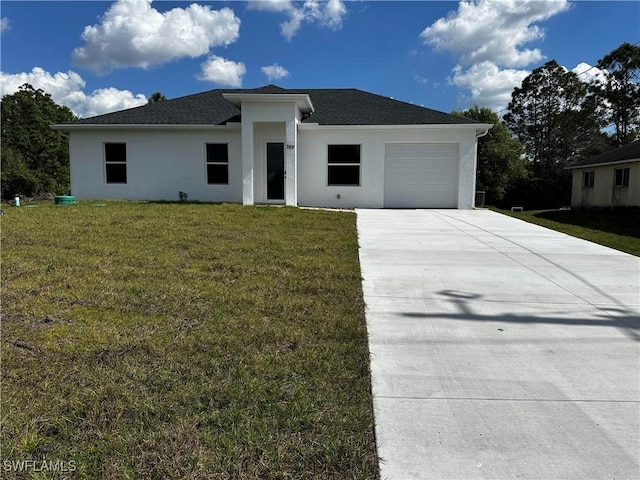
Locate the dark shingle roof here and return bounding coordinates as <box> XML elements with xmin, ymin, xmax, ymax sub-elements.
<box><xmin>569</xmin><ymin>139</ymin><xmax>640</xmax><ymax>168</ymax></box>
<box><xmin>68</xmin><ymin>85</ymin><xmax>479</xmax><ymax>126</ymax></box>
<box><xmin>301</xmin><ymin>89</ymin><xmax>476</xmax><ymax>125</ymax></box>
<box><xmin>230</xmin><ymin>85</ymin><xmax>292</xmax><ymax>95</ymax></box>
<box><xmin>72</xmin><ymin>90</ymin><xmax>241</xmax><ymax>125</ymax></box>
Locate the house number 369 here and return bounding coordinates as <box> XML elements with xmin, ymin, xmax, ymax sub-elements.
<box><xmin>286</xmin><ymin>144</ymin><xmax>295</xmax><ymax>150</ymax></box>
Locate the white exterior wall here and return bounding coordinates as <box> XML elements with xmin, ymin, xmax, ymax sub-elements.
<box><xmin>296</xmin><ymin>126</ymin><xmax>478</xmax><ymax>209</ymax></box>
<box><xmin>621</xmin><ymin>162</ymin><xmax>640</xmax><ymax>206</ymax></box>
<box><xmin>66</xmin><ymin>121</ymin><xmax>480</xmax><ymax>209</ymax></box>
<box><xmin>571</xmin><ymin>161</ymin><xmax>640</xmax><ymax>208</ymax></box>
<box><xmin>69</xmin><ymin>128</ymin><xmax>242</xmax><ymax>202</ymax></box>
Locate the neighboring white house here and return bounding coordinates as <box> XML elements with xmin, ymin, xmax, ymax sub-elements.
<box><xmin>53</xmin><ymin>85</ymin><xmax>492</xmax><ymax>209</ymax></box>
<box><xmin>567</xmin><ymin>139</ymin><xmax>640</xmax><ymax>209</ymax></box>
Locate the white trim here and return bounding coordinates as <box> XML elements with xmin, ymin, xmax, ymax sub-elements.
<box><xmin>298</xmin><ymin>123</ymin><xmax>492</xmax><ymax>132</ymax></box>
<box><xmin>222</xmin><ymin>93</ymin><xmax>314</xmax><ymax>113</ymax></box>
<box><xmin>476</xmin><ymin>126</ymin><xmax>492</xmax><ymax>137</ymax></box>
<box><xmin>54</xmin><ymin>122</ymin><xmax>491</xmax><ymax>133</ymax></box>
<box><xmin>51</xmin><ymin>123</ymin><xmax>241</xmax><ymax>131</ymax></box>
<box><xmin>383</xmin><ymin>140</ymin><xmax>459</xmax><ymax>144</ymax></box>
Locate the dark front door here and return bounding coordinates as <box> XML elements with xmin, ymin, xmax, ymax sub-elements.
<box><xmin>266</xmin><ymin>142</ymin><xmax>285</xmax><ymax>201</ymax></box>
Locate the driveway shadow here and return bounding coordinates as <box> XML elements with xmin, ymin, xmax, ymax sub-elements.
<box><xmin>401</xmin><ymin>290</ymin><xmax>640</xmax><ymax>341</ymax></box>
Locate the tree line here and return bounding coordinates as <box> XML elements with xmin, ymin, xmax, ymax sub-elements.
<box><xmin>2</xmin><ymin>42</ymin><xmax>638</xmax><ymax>205</ymax></box>
<box><xmin>456</xmin><ymin>42</ymin><xmax>639</xmax><ymax>208</ymax></box>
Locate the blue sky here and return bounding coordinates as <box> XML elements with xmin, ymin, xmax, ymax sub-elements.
<box><xmin>1</xmin><ymin>1</ymin><xmax>638</xmax><ymax>118</ymax></box>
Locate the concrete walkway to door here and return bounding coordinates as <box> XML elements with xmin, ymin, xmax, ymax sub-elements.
<box><xmin>356</xmin><ymin>209</ymin><xmax>639</xmax><ymax>480</ymax></box>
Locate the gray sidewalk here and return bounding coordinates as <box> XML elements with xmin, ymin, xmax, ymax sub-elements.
<box><xmin>357</xmin><ymin>209</ymin><xmax>639</xmax><ymax>480</ymax></box>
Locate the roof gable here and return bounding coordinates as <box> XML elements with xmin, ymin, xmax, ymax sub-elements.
<box><xmin>66</xmin><ymin>85</ymin><xmax>480</xmax><ymax>127</ymax></box>
<box><xmin>231</xmin><ymin>84</ymin><xmax>290</xmax><ymax>94</ymax></box>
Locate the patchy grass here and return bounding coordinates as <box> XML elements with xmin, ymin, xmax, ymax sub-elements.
<box><xmin>1</xmin><ymin>202</ymin><xmax>379</xmax><ymax>479</ymax></box>
<box><xmin>493</xmin><ymin>207</ymin><xmax>640</xmax><ymax>256</ymax></box>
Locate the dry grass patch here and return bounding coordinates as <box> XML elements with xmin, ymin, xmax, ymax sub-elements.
<box><xmin>1</xmin><ymin>202</ymin><xmax>379</xmax><ymax>479</ymax></box>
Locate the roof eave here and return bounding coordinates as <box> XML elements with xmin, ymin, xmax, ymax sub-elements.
<box><xmin>51</xmin><ymin>123</ymin><xmax>241</xmax><ymax>131</ymax></box>
<box><xmin>298</xmin><ymin>122</ymin><xmax>492</xmax><ymax>130</ymax></box>
<box><xmin>565</xmin><ymin>157</ymin><xmax>640</xmax><ymax>170</ymax></box>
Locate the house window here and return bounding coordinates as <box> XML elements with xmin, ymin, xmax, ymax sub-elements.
<box><xmin>206</xmin><ymin>144</ymin><xmax>229</xmax><ymax>185</ymax></box>
<box><xmin>105</xmin><ymin>143</ymin><xmax>127</xmax><ymax>184</ymax></box>
<box><xmin>614</xmin><ymin>167</ymin><xmax>629</xmax><ymax>187</ymax></box>
<box><xmin>582</xmin><ymin>171</ymin><xmax>594</xmax><ymax>188</ymax></box>
<box><xmin>328</xmin><ymin>145</ymin><xmax>360</xmax><ymax>186</ymax></box>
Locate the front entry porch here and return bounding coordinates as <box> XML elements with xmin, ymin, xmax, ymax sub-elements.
<box><xmin>222</xmin><ymin>91</ymin><xmax>314</xmax><ymax>207</ymax></box>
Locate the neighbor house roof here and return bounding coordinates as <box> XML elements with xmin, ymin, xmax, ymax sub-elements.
<box><xmin>567</xmin><ymin>139</ymin><xmax>640</xmax><ymax>169</ymax></box>
<box><xmin>63</xmin><ymin>85</ymin><xmax>480</xmax><ymax>127</ymax></box>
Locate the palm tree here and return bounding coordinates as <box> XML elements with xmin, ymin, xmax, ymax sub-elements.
<box><xmin>148</xmin><ymin>92</ymin><xmax>166</xmax><ymax>103</ymax></box>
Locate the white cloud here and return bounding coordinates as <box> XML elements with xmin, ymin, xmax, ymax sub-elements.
<box><xmin>73</xmin><ymin>0</ymin><xmax>241</xmax><ymax>74</ymax></box>
<box><xmin>248</xmin><ymin>0</ymin><xmax>292</xmax><ymax>13</ymax></box>
<box><xmin>421</xmin><ymin>0</ymin><xmax>570</xmax><ymax>110</ymax></box>
<box><xmin>451</xmin><ymin>61</ymin><xmax>530</xmax><ymax>111</ymax></box>
<box><xmin>421</xmin><ymin>0</ymin><xmax>569</xmax><ymax>68</ymax></box>
<box><xmin>261</xmin><ymin>64</ymin><xmax>290</xmax><ymax>81</ymax></box>
<box><xmin>281</xmin><ymin>8</ymin><xmax>306</xmax><ymax>40</ymax></box>
<box><xmin>572</xmin><ymin>62</ymin><xmax>608</xmax><ymax>85</ymax></box>
<box><xmin>198</xmin><ymin>55</ymin><xmax>246</xmax><ymax>87</ymax></box>
<box><xmin>248</xmin><ymin>0</ymin><xmax>347</xmax><ymax>40</ymax></box>
<box><xmin>414</xmin><ymin>74</ymin><xmax>429</xmax><ymax>85</ymax></box>
<box><xmin>1</xmin><ymin>17</ymin><xmax>9</xmax><ymax>33</ymax></box>
<box><xmin>0</xmin><ymin>67</ymin><xmax>147</xmax><ymax>118</ymax></box>
<box><xmin>307</xmin><ymin>0</ymin><xmax>347</xmax><ymax>29</ymax></box>
<box><xmin>77</xmin><ymin>87</ymin><xmax>149</xmax><ymax>118</ymax></box>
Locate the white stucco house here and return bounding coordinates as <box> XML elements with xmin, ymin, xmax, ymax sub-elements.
<box><xmin>567</xmin><ymin>139</ymin><xmax>640</xmax><ymax>209</ymax></box>
<box><xmin>53</xmin><ymin>85</ymin><xmax>492</xmax><ymax>209</ymax></box>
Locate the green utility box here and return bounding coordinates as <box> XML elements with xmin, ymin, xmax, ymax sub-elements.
<box><xmin>55</xmin><ymin>195</ymin><xmax>76</xmax><ymax>205</ymax></box>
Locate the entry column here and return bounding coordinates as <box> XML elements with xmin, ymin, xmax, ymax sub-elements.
<box><xmin>241</xmin><ymin>120</ymin><xmax>254</xmax><ymax>205</ymax></box>
<box><xmin>284</xmin><ymin>117</ymin><xmax>298</xmax><ymax>206</ymax></box>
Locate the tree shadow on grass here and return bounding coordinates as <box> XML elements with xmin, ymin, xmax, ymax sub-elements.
<box><xmin>402</xmin><ymin>290</ymin><xmax>640</xmax><ymax>342</ymax></box>
<box><xmin>534</xmin><ymin>208</ymin><xmax>640</xmax><ymax>239</ymax></box>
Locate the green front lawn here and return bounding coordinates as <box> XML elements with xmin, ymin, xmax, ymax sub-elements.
<box><xmin>493</xmin><ymin>207</ymin><xmax>640</xmax><ymax>256</ymax></box>
<box><xmin>1</xmin><ymin>202</ymin><xmax>379</xmax><ymax>479</ymax></box>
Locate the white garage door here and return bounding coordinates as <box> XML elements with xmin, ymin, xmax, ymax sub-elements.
<box><xmin>384</xmin><ymin>143</ymin><xmax>458</xmax><ymax>208</ymax></box>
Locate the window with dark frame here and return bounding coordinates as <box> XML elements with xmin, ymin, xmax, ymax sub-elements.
<box><xmin>614</xmin><ymin>167</ymin><xmax>630</xmax><ymax>188</ymax></box>
<box><xmin>582</xmin><ymin>171</ymin><xmax>594</xmax><ymax>188</ymax></box>
<box><xmin>327</xmin><ymin>145</ymin><xmax>360</xmax><ymax>186</ymax></box>
<box><xmin>105</xmin><ymin>143</ymin><xmax>127</xmax><ymax>184</ymax></box>
<box><xmin>206</xmin><ymin>143</ymin><xmax>229</xmax><ymax>185</ymax></box>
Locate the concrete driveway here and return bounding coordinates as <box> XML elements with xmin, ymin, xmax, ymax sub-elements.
<box><xmin>356</xmin><ymin>209</ymin><xmax>639</xmax><ymax>480</ymax></box>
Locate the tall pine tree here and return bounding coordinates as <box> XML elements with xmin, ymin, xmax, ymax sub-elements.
<box><xmin>593</xmin><ymin>42</ymin><xmax>640</xmax><ymax>146</ymax></box>
<box><xmin>504</xmin><ymin>61</ymin><xmax>605</xmax><ymax>207</ymax></box>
